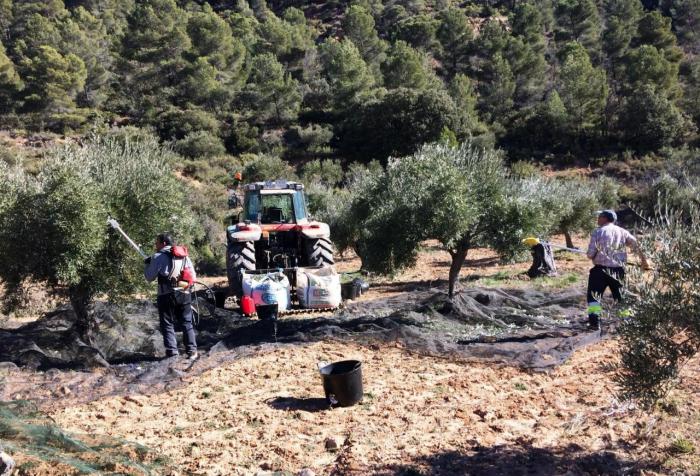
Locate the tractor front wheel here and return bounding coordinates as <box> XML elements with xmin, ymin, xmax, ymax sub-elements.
<box><xmin>304</xmin><ymin>237</ymin><xmax>335</xmax><ymax>267</ymax></box>
<box><xmin>227</xmin><ymin>241</ymin><xmax>256</xmax><ymax>296</ymax></box>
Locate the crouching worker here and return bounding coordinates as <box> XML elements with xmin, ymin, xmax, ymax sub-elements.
<box><xmin>522</xmin><ymin>237</ymin><xmax>557</xmax><ymax>278</ymax></box>
<box><xmin>585</xmin><ymin>210</ymin><xmax>650</xmax><ymax>330</ymax></box>
<box><xmin>144</xmin><ymin>233</ymin><xmax>198</xmax><ymax>360</ymax></box>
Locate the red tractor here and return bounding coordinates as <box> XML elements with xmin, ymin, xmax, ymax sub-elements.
<box><xmin>226</xmin><ymin>180</ymin><xmax>335</xmax><ymax>296</ymax></box>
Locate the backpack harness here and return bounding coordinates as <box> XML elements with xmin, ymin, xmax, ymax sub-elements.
<box><xmin>157</xmin><ymin>245</ymin><xmax>195</xmax><ymax>290</ymax></box>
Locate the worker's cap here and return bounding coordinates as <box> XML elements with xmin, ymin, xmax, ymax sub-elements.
<box><xmin>597</xmin><ymin>209</ymin><xmax>617</xmax><ymax>222</ymax></box>
<box><xmin>522</xmin><ymin>237</ymin><xmax>540</xmax><ymax>247</ymax></box>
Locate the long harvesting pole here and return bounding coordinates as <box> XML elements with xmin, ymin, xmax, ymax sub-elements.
<box><xmin>107</xmin><ymin>217</ymin><xmax>149</xmax><ymax>259</ymax></box>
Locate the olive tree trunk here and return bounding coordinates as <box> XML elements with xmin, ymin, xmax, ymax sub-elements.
<box><xmin>448</xmin><ymin>241</ymin><xmax>470</xmax><ymax>299</ymax></box>
<box><xmin>69</xmin><ymin>282</ymin><xmax>94</xmax><ymax>345</ymax></box>
<box><xmin>564</xmin><ymin>230</ymin><xmax>575</xmax><ymax>249</ymax></box>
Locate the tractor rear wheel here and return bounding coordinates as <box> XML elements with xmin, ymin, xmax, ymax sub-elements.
<box><xmin>304</xmin><ymin>237</ymin><xmax>335</xmax><ymax>267</ymax></box>
<box><xmin>227</xmin><ymin>241</ymin><xmax>256</xmax><ymax>296</ymax></box>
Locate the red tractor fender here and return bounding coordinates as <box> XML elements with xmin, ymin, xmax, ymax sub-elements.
<box><xmin>299</xmin><ymin>221</ymin><xmax>331</xmax><ymax>239</ymax></box>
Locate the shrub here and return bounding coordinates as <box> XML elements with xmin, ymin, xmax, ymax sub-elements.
<box><xmin>300</xmin><ymin>159</ymin><xmax>344</xmax><ymax>187</ymax></box>
<box><xmin>510</xmin><ymin>160</ymin><xmax>541</xmax><ymax>179</ymax></box>
<box><xmin>225</xmin><ymin>118</ymin><xmax>260</xmax><ymax>154</ymax></box>
<box><xmin>669</xmin><ymin>438</ymin><xmax>695</xmax><ymax>455</ymax></box>
<box><xmin>155</xmin><ymin>107</ymin><xmax>219</xmax><ymax>141</ymax></box>
<box><xmin>635</xmin><ymin>174</ymin><xmax>700</xmax><ymax>220</ymax></box>
<box><xmin>284</xmin><ymin>124</ymin><xmax>333</xmax><ymax>150</ymax></box>
<box><xmin>242</xmin><ymin>154</ymin><xmax>297</xmax><ymax>182</ymax></box>
<box><xmin>618</xmin><ymin>85</ymin><xmax>693</xmax><ymax>151</ymax></box>
<box><xmin>174</xmin><ymin>130</ymin><xmax>226</xmax><ymax>158</ymax></box>
<box><xmin>616</xmin><ymin>199</ymin><xmax>700</xmax><ymax>407</ymax></box>
<box><xmin>337</xmin><ymin>88</ymin><xmax>465</xmax><ymax>162</ymax></box>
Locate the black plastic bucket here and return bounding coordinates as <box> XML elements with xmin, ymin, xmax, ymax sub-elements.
<box><xmin>341</xmin><ymin>281</ymin><xmax>361</xmax><ymax>300</ymax></box>
<box><xmin>319</xmin><ymin>360</ymin><xmax>363</xmax><ymax>407</ymax></box>
<box><xmin>256</xmin><ymin>303</ymin><xmax>278</xmax><ymax>321</ymax></box>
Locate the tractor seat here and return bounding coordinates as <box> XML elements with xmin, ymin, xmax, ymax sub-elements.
<box><xmin>265</xmin><ymin>207</ymin><xmax>285</xmax><ymax>223</ymax></box>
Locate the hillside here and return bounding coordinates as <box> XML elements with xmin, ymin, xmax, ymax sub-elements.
<box><xmin>0</xmin><ymin>0</ymin><xmax>698</xmax><ymax>167</ymax></box>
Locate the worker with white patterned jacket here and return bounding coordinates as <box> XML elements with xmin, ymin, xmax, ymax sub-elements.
<box><xmin>585</xmin><ymin>210</ymin><xmax>650</xmax><ymax>330</ymax></box>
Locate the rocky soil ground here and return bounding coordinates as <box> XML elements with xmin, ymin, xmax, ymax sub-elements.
<box><xmin>46</xmin><ymin>339</ymin><xmax>700</xmax><ymax>476</ymax></box>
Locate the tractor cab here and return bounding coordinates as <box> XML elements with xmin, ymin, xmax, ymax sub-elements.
<box><xmin>242</xmin><ymin>181</ymin><xmax>308</xmax><ymax>225</ymax></box>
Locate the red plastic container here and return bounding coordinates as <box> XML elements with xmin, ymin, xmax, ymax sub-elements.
<box><xmin>240</xmin><ymin>295</ymin><xmax>255</xmax><ymax>316</ymax></box>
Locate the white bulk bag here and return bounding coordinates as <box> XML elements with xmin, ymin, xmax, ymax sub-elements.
<box><xmin>242</xmin><ymin>272</ymin><xmax>291</xmax><ymax>310</ymax></box>
<box><xmin>297</xmin><ymin>266</ymin><xmax>342</xmax><ymax>309</ymax></box>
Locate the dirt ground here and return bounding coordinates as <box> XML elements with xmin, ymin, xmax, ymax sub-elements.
<box><xmin>4</xmin><ymin>236</ymin><xmax>700</xmax><ymax>475</ymax></box>
<box><xmin>48</xmin><ymin>339</ymin><xmax>700</xmax><ymax>475</ymax></box>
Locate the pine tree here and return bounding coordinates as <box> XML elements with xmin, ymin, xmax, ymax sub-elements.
<box><xmin>8</xmin><ymin>9</ymin><xmax>64</xmax><ymax>60</ymax></box>
<box><xmin>187</xmin><ymin>3</ymin><xmax>245</xmax><ymax>73</ymax></box>
<box><xmin>181</xmin><ymin>2</ymin><xmax>246</xmax><ymax>110</ymax></box>
<box><xmin>61</xmin><ymin>7</ymin><xmax>112</xmax><ymax>108</ymax></box>
<box><xmin>343</xmin><ymin>5</ymin><xmax>387</xmax><ymax>67</ymax></box>
<box><xmin>479</xmin><ymin>52</ymin><xmax>516</xmax><ymax>128</ymax></box>
<box><xmin>624</xmin><ymin>45</ymin><xmax>680</xmax><ymax>99</ymax></box>
<box><xmin>670</xmin><ymin>0</ymin><xmax>700</xmax><ymax>52</ymax></box>
<box><xmin>0</xmin><ymin>0</ymin><xmax>12</xmax><ymax>39</ymax></box>
<box><xmin>448</xmin><ymin>73</ymin><xmax>484</xmax><ymax>134</ymax></box>
<box><xmin>618</xmin><ymin>84</ymin><xmax>689</xmax><ymax>150</ymax></box>
<box><xmin>636</xmin><ymin>11</ymin><xmax>684</xmax><ymax>63</ymax></box>
<box><xmin>0</xmin><ymin>39</ymin><xmax>21</xmax><ymax>112</ymax></box>
<box><xmin>243</xmin><ymin>52</ymin><xmax>301</xmax><ymax>124</ymax></box>
<box><xmin>121</xmin><ymin>0</ymin><xmax>190</xmax><ymax>67</ymax></box>
<box><xmin>511</xmin><ymin>2</ymin><xmax>546</xmax><ymax>55</ymax></box>
<box><xmin>120</xmin><ymin>0</ymin><xmax>191</xmax><ymax>118</ymax></box>
<box><xmin>253</xmin><ymin>7</ymin><xmax>315</xmax><ymax>64</ymax></box>
<box><xmin>390</xmin><ymin>14</ymin><xmax>437</xmax><ymax>50</ymax></box>
<box><xmin>178</xmin><ymin>57</ymin><xmax>230</xmax><ymax>111</ymax></box>
<box><xmin>435</xmin><ymin>7</ymin><xmax>473</xmax><ymax>77</ymax></box>
<box><xmin>602</xmin><ymin>0</ymin><xmax>643</xmax><ymax>62</ymax></box>
<box><xmin>20</xmin><ymin>45</ymin><xmax>87</xmax><ymax>112</ymax></box>
<box><xmin>382</xmin><ymin>40</ymin><xmax>435</xmax><ymax>90</ymax></box>
<box><xmin>554</xmin><ymin>0</ymin><xmax>602</xmax><ymax>60</ymax></box>
<box><xmin>681</xmin><ymin>58</ymin><xmax>700</xmax><ymax>126</ymax></box>
<box><xmin>319</xmin><ymin>39</ymin><xmax>375</xmax><ymax>108</ymax></box>
<box><xmin>556</xmin><ymin>42</ymin><xmax>608</xmax><ymax>137</ymax></box>
<box><xmin>505</xmin><ymin>35</ymin><xmax>547</xmax><ymax>108</ymax></box>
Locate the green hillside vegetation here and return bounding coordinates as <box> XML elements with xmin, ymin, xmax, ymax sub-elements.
<box><xmin>0</xmin><ymin>0</ymin><xmax>697</xmax><ymax>162</ymax></box>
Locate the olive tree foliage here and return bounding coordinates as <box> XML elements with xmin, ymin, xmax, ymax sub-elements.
<box><xmin>616</xmin><ymin>199</ymin><xmax>700</xmax><ymax>408</ymax></box>
<box><xmin>305</xmin><ymin>160</ymin><xmax>383</xmax><ymax>258</ymax></box>
<box><xmin>636</xmin><ymin>173</ymin><xmax>700</xmax><ymax>219</ymax></box>
<box><xmin>349</xmin><ymin>142</ymin><xmax>553</xmax><ymax>297</ymax></box>
<box><xmin>0</xmin><ymin>136</ymin><xmax>200</xmax><ymax>341</ymax></box>
<box><xmin>546</xmin><ymin>177</ymin><xmax>620</xmax><ymax>248</ymax></box>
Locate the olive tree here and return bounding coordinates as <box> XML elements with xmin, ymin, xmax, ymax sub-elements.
<box><xmin>616</xmin><ymin>200</ymin><xmax>700</xmax><ymax>407</ymax></box>
<box><xmin>545</xmin><ymin>177</ymin><xmax>619</xmax><ymax>248</ymax></box>
<box><xmin>306</xmin><ymin>160</ymin><xmax>383</xmax><ymax>258</ymax></box>
<box><xmin>0</xmin><ymin>136</ymin><xmax>200</xmax><ymax>342</ymax></box>
<box><xmin>352</xmin><ymin>142</ymin><xmax>552</xmax><ymax>297</ymax></box>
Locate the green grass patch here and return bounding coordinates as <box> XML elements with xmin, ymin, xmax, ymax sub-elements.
<box><xmin>669</xmin><ymin>438</ymin><xmax>695</xmax><ymax>455</ymax></box>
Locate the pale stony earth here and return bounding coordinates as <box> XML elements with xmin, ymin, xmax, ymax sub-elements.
<box><xmin>3</xmin><ymin>237</ymin><xmax>700</xmax><ymax>475</ymax></box>
<box><xmin>47</xmin><ymin>339</ymin><xmax>700</xmax><ymax>475</ymax></box>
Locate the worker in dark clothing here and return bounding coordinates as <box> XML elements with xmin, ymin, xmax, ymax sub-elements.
<box><xmin>144</xmin><ymin>233</ymin><xmax>198</xmax><ymax>359</ymax></box>
<box><xmin>585</xmin><ymin>210</ymin><xmax>650</xmax><ymax>330</ymax></box>
<box><xmin>523</xmin><ymin>237</ymin><xmax>558</xmax><ymax>278</ymax></box>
